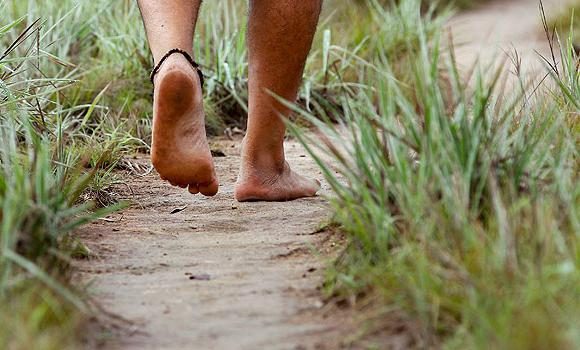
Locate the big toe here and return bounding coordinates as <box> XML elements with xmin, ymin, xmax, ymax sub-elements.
<box><xmin>198</xmin><ymin>179</ymin><xmax>219</xmax><ymax>197</ymax></box>
<box><xmin>297</xmin><ymin>177</ymin><xmax>320</xmax><ymax>198</ymax></box>
<box><xmin>308</xmin><ymin>178</ymin><xmax>321</xmax><ymax>194</ymax></box>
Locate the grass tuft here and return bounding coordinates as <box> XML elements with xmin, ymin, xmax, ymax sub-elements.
<box><xmin>0</xmin><ymin>13</ymin><xmax>123</xmax><ymax>349</ymax></box>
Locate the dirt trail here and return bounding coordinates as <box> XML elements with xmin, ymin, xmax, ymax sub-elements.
<box><xmin>449</xmin><ymin>0</ymin><xmax>574</xmax><ymax>74</ymax></box>
<box><xmin>78</xmin><ymin>139</ymin><xmax>346</xmax><ymax>350</ymax></box>
<box><xmin>78</xmin><ymin>1</ymin><xmax>573</xmax><ymax>349</ymax></box>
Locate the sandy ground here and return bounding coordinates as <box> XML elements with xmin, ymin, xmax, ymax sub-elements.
<box><xmin>449</xmin><ymin>0</ymin><xmax>575</xmax><ymax>75</ymax></box>
<box><xmin>77</xmin><ymin>139</ymin><xmax>350</xmax><ymax>350</ymax></box>
<box><xmin>77</xmin><ymin>0</ymin><xmax>574</xmax><ymax>349</ymax></box>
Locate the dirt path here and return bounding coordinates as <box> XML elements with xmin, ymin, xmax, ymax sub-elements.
<box><xmin>77</xmin><ymin>1</ymin><xmax>574</xmax><ymax>349</ymax></box>
<box><xmin>78</xmin><ymin>139</ymin><xmax>345</xmax><ymax>350</ymax></box>
<box><xmin>449</xmin><ymin>0</ymin><xmax>575</xmax><ymax>74</ymax></box>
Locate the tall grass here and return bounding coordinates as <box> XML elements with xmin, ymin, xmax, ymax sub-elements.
<box><xmin>0</xmin><ymin>14</ymin><xmax>122</xmax><ymax>349</ymax></box>
<box><xmin>292</xmin><ymin>0</ymin><xmax>579</xmax><ymax>348</ymax></box>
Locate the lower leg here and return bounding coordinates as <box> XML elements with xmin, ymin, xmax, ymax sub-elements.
<box><xmin>137</xmin><ymin>0</ymin><xmax>200</xmax><ymax>63</ymax></box>
<box><xmin>235</xmin><ymin>0</ymin><xmax>323</xmax><ymax>202</ymax></box>
<box><xmin>138</xmin><ymin>0</ymin><xmax>218</xmax><ymax>196</ymax></box>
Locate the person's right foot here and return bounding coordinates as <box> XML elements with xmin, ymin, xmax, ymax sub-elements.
<box><xmin>150</xmin><ymin>54</ymin><xmax>219</xmax><ymax>196</ymax></box>
<box><xmin>235</xmin><ymin>149</ymin><xmax>320</xmax><ymax>202</ymax></box>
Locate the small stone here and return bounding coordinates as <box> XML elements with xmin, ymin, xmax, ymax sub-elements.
<box><xmin>189</xmin><ymin>273</ymin><xmax>211</xmax><ymax>281</ymax></box>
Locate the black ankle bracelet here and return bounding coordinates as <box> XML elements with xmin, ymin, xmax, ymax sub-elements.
<box><xmin>149</xmin><ymin>48</ymin><xmax>204</xmax><ymax>89</ymax></box>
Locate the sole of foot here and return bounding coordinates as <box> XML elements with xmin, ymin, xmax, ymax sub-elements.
<box><xmin>234</xmin><ymin>161</ymin><xmax>320</xmax><ymax>202</ymax></box>
<box><xmin>150</xmin><ymin>55</ymin><xmax>219</xmax><ymax>196</ymax></box>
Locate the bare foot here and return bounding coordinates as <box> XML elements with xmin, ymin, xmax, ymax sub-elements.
<box><xmin>151</xmin><ymin>54</ymin><xmax>219</xmax><ymax>196</ymax></box>
<box><xmin>235</xmin><ymin>157</ymin><xmax>320</xmax><ymax>202</ymax></box>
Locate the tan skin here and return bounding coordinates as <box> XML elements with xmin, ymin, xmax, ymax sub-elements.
<box><xmin>137</xmin><ymin>0</ymin><xmax>322</xmax><ymax>201</ymax></box>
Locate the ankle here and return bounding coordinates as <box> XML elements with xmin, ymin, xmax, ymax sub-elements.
<box><xmin>241</xmin><ymin>141</ymin><xmax>286</xmax><ymax>174</ymax></box>
<box><xmin>154</xmin><ymin>54</ymin><xmax>201</xmax><ymax>91</ymax></box>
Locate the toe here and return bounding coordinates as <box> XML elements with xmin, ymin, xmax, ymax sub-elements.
<box><xmin>294</xmin><ymin>178</ymin><xmax>319</xmax><ymax>199</ymax></box>
<box><xmin>312</xmin><ymin>179</ymin><xmax>321</xmax><ymax>193</ymax></box>
<box><xmin>199</xmin><ymin>180</ymin><xmax>219</xmax><ymax>197</ymax></box>
<box><xmin>188</xmin><ymin>184</ymin><xmax>199</xmax><ymax>195</ymax></box>
<box><xmin>298</xmin><ymin>176</ymin><xmax>320</xmax><ymax>197</ymax></box>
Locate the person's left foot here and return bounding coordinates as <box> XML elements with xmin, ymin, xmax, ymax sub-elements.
<box><xmin>150</xmin><ymin>54</ymin><xmax>219</xmax><ymax>196</ymax></box>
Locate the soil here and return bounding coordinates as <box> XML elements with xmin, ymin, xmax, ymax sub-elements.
<box><xmin>77</xmin><ymin>139</ymin><xmax>350</xmax><ymax>350</ymax></box>
<box><xmin>449</xmin><ymin>0</ymin><xmax>575</xmax><ymax>75</ymax></box>
<box><xmin>77</xmin><ymin>0</ymin><xmax>574</xmax><ymax>349</ymax></box>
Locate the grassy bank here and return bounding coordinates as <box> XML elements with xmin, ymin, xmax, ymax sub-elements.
<box><xmin>293</xmin><ymin>0</ymin><xmax>579</xmax><ymax>348</ymax></box>
<box><xmin>0</xmin><ymin>12</ymin><xmax>123</xmax><ymax>349</ymax></box>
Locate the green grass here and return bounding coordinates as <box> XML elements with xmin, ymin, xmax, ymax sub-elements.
<box><xmin>291</xmin><ymin>0</ymin><xmax>579</xmax><ymax>348</ymax></box>
<box><xmin>0</xmin><ymin>14</ymin><xmax>123</xmax><ymax>349</ymax></box>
